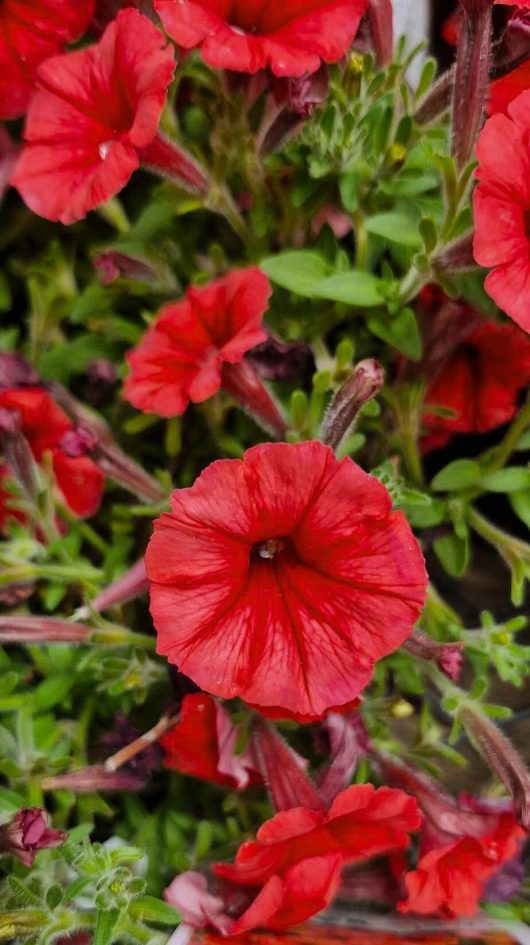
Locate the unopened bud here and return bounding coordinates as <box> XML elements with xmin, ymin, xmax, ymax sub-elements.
<box><xmin>0</xmin><ymin>808</ymin><xmax>65</xmax><ymax>867</ymax></box>
<box><xmin>94</xmin><ymin>251</ymin><xmax>158</xmax><ymax>287</ymax></box>
<box><xmin>59</xmin><ymin>426</ymin><xmax>99</xmax><ymax>458</ymax></box>
<box><xmin>222</xmin><ymin>359</ymin><xmax>288</xmax><ymax>439</ymax></box>
<box><xmin>252</xmin><ymin>717</ymin><xmax>325</xmax><ymax>813</ymax></box>
<box><xmin>452</xmin><ymin>0</ymin><xmax>493</xmax><ymax>168</ymax></box>
<box><xmin>367</xmin><ymin>0</ymin><xmax>394</xmax><ymax>67</ymax></box>
<box><xmin>0</xmin><ymin>353</ymin><xmax>39</xmax><ymax>390</ymax></box>
<box><xmin>320</xmin><ymin>359</ymin><xmax>384</xmax><ymax>452</ymax></box>
<box><xmin>0</xmin><ymin>407</ymin><xmax>37</xmax><ymax>500</ymax></box>
<box><xmin>139</xmin><ymin>132</ymin><xmax>209</xmax><ymax>196</ymax></box>
<box><xmin>404</xmin><ymin>629</ymin><xmax>464</xmax><ymax>681</ymax></box>
<box><xmin>41</xmin><ymin>764</ymin><xmax>146</xmax><ymax>794</ymax></box>
<box><xmin>460</xmin><ymin>704</ymin><xmax>530</xmax><ymax>831</ymax></box>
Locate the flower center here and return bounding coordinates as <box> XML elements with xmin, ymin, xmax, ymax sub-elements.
<box><xmin>525</xmin><ymin>208</ymin><xmax>530</xmax><ymax>238</ymax></box>
<box><xmin>252</xmin><ymin>538</ymin><xmax>286</xmax><ymax>560</ymax></box>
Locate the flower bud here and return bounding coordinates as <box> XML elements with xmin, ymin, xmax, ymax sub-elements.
<box><xmin>94</xmin><ymin>251</ymin><xmax>158</xmax><ymax>287</ymax></box>
<box><xmin>460</xmin><ymin>704</ymin><xmax>530</xmax><ymax>830</ymax></box>
<box><xmin>0</xmin><ymin>353</ymin><xmax>39</xmax><ymax>390</ymax></box>
<box><xmin>367</xmin><ymin>0</ymin><xmax>394</xmax><ymax>67</ymax></box>
<box><xmin>139</xmin><ymin>132</ymin><xmax>209</xmax><ymax>196</ymax></box>
<box><xmin>221</xmin><ymin>359</ymin><xmax>289</xmax><ymax>439</ymax></box>
<box><xmin>0</xmin><ymin>616</ymin><xmax>93</xmax><ymax>643</ymax></box>
<box><xmin>0</xmin><ymin>808</ymin><xmax>66</xmax><ymax>867</ymax></box>
<box><xmin>41</xmin><ymin>764</ymin><xmax>146</xmax><ymax>794</ymax></box>
<box><xmin>320</xmin><ymin>359</ymin><xmax>384</xmax><ymax>452</ymax></box>
<box><xmin>252</xmin><ymin>716</ymin><xmax>325</xmax><ymax>813</ymax></box>
<box><xmin>452</xmin><ymin>0</ymin><xmax>493</xmax><ymax>168</ymax></box>
<box><xmin>404</xmin><ymin>629</ymin><xmax>464</xmax><ymax>681</ymax></box>
<box><xmin>0</xmin><ymin>406</ymin><xmax>38</xmax><ymax>501</ymax></box>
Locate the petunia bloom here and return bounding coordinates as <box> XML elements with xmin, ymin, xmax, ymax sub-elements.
<box><xmin>214</xmin><ymin>784</ymin><xmax>421</xmax><ymax>933</ymax></box>
<box><xmin>12</xmin><ymin>9</ymin><xmax>179</xmax><ymax>225</ymax></box>
<box><xmin>401</xmin><ymin>814</ymin><xmax>524</xmax><ymax>918</ymax></box>
<box><xmin>125</xmin><ymin>268</ymin><xmax>287</xmax><ymax>436</ymax></box>
<box><xmin>374</xmin><ymin>752</ymin><xmax>526</xmax><ymax>919</ymax></box>
<box><xmin>146</xmin><ymin>440</ymin><xmax>427</xmax><ymax>722</ymax></box>
<box><xmin>473</xmin><ymin>88</ymin><xmax>530</xmax><ymax>331</ymax></box>
<box><xmin>0</xmin><ymin>0</ymin><xmax>94</xmax><ymax>120</ymax></box>
<box><xmin>0</xmin><ymin>387</ymin><xmax>104</xmax><ymax>518</ymax></box>
<box><xmin>154</xmin><ymin>0</ymin><xmax>368</xmax><ymax>78</ymax></box>
<box><xmin>160</xmin><ymin>693</ymin><xmax>262</xmax><ymax>789</ymax></box>
<box><xmin>422</xmin><ymin>320</ymin><xmax>530</xmax><ymax>452</ymax></box>
<box><xmin>125</xmin><ymin>268</ymin><xmax>270</xmax><ymax>417</ymax></box>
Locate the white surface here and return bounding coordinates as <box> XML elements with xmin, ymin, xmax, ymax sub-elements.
<box><xmin>392</xmin><ymin>0</ymin><xmax>431</xmax><ymax>84</ymax></box>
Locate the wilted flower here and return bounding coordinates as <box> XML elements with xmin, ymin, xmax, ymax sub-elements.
<box><xmin>161</xmin><ymin>694</ymin><xmax>262</xmax><ymax>790</ymax></box>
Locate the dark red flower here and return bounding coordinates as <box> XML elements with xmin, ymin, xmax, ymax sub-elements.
<box><xmin>146</xmin><ymin>441</ymin><xmax>427</xmax><ymax>722</ymax></box>
<box><xmin>0</xmin><ymin>387</ymin><xmax>104</xmax><ymax>517</ymax></box>
<box><xmin>473</xmin><ymin>89</ymin><xmax>530</xmax><ymax>331</ymax></box>
<box><xmin>422</xmin><ymin>321</ymin><xmax>530</xmax><ymax>451</ymax></box>
<box><xmin>160</xmin><ymin>693</ymin><xmax>262</xmax><ymax>789</ymax></box>
<box><xmin>214</xmin><ymin>784</ymin><xmax>421</xmax><ymax>932</ymax></box>
<box><xmin>400</xmin><ymin>813</ymin><xmax>524</xmax><ymax>918</ymax></box>
<box><xmin>12</xmin><ymin>9</ymin><xmax>175</xmax><ymax>224</ymax></box>
<box><xmin>124</xmin><ymin>268</ymin><xmax>271</xmax><ymax>417</ymax></box>
<box><xmin>0</xmin><ymin>807</ymin><xmax>66</xmax><ymax>867</ymax></box>
<box><xmin>0</xmin><ymin>0</ymin><xmax>94</xmax><ymax>119</ymax></box>
<box><xmin>154</xmin><ymin>0</ymin><xmax>367</xmax><ymax>77</ymax></box>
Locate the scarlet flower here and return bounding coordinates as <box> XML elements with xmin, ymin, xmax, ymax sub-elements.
<box><xmin>0</xmin><ymin>0</ymin><xmax>94</xmax><ymax>120</ymax></box>
<box><xmin>214</xmin><ymin>784</ymin><xmax>421</xmax><ymax>932</ymax></box>
<box><xmin>154</xmin><ymin>0</ymin><xmax>368</xmax><ymax>78</ymax></box>
<box><xmin>489</xmin><ymin>61</ymin><xmax>530</xmax><ymax>115</ymax></box>
<box><xmin>160</xmin><ymin>694</ymin><xmax>262</xmax><ymax>789</ymax></box>
<box><xmin>146</xmin><ymin>441</ymin><xmax>427</xmax><ymax>721</ymax></box>
<box><xmin>124</xmin><ymin>268</ymin><xmax>271</xmax><ymax>417</ymax></box>
<box><xmin>473</xmin><ymin>89</ymin><xmax>530</xmax><ymax>331</ymax></box>
<box><xmin>0</xmin><ymin>387</ymin><xmax>104</xmax><ymax>517</ymax></box>
<box><xmin>400</xmin><ymin>813</ymin><xmax>524</xmax><ymax>918</ymax></box>
<box><xmin>12</xmin><ymin>9</ymin><xmax>176</xmax><ymax>224</ymax></box>
<box><xmin>422</xmin><ymin>321</ymin><xmax>530</xmax><ymax>451</ymax></box>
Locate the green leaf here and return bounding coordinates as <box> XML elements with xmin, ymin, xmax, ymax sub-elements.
<box><xmin>33</xmin><ymin>674</ymin><xmax>75</xmax><ymax>711</ymax></box>
<box><xmin>482</xmin><ymin>467</ymin><xmax>530</xmax><ymax>493</ymax></box>
<box><xmin>312</xmin><ymin>271</ymin><xmax>384</xmax><ymax>307</ymax></box>
<box><xmin>368</xmin><ymin>307</ymin><xmax>421</xmax><ymax>360</ymax></box>
<box><xmin>130</xmin><ymin>896</ymin><xmax>181</xmax><ymax>926</ymax></box>
<box><xmin>92</xmin><ymin>909</ymin><xmax>120</xmax><ymax>945</ymax></box>
<box><xmin>431</xmin><ymin>459</ymin><xmax>482</xmax><ymax>492</ymax></box>
<box><xmin>434</xmin><ymin>528</ymin><xmax>470</xmax><ymax>578</ymax></box>
<box><xmin>260</xmin><ymin>251</ymin><xmax>330</xmax><ymax>296</ymax></box>
<box><xmin>364</xmin><ymin>212</ymin><xmax>421</xmax><ymax>248</ymax></box>
<box><xmin>510</xmin><ymin>490</ymin><xmax>530</xmax><ymax>528</ymax></box>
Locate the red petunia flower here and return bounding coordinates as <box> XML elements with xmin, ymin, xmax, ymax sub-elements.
<box><xmin>160</xmin><ymin>693</ymin><xmax>262</xmax><ymax>789</ymax></box>
<box><xmin>146</xmin><ymin>441</ymin><xmax>427</xmax><ymax>722</ymax></box>
<box><xmin>214</xmin><ymin>784</ymin><xmax>421</xmax><ymax>932</ymax></box>
<box><xmin>0</xmin><ymin>0</ymin><xmax>94</xmax><ymax>120</ymax></box>
<box><xmin>12</xmin><ymin>9</ymin><xmax>176</xmax><ymax>224</ymax></box>
<box><xmin>124</xmin><ymin>268</ymin><xmax>270</xmax><ymax>417</ymax></box>
<box><xmin>400</xmin><ymin>813</ymin><xmax>524</xmax><ymax>918</ymax></box>
<box><xmin>473</xmin><ymin>89</ymin><xmax>530</xmax><ymax>332</ymax></box>
<box><xmin>489</xmin><ymin>61</ymin><xmax>530</xmax><ymax>115</ymax></box>
<box><xmin>154</xmin><ymin>0</ymin><xmax>368</xmax><ymax>78</ymax></box>
<box><xmin>422</xmin><ymin>321</ymin><xmax>530</xmax><ymax>451</ymax></box>
<box><xmin>0</xmin><ymin>387</ymin><xmax>104</xmax><ymax>517</ymax></box>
